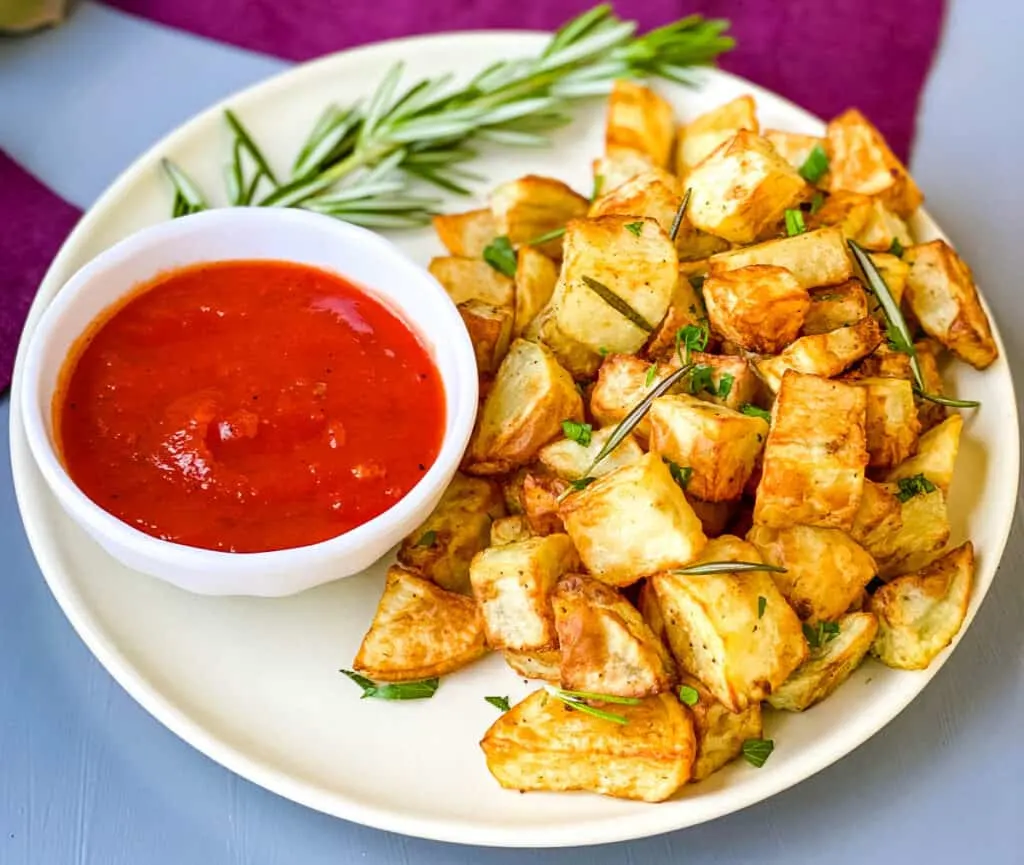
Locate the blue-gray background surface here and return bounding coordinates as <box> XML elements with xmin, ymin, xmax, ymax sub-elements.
<box><xmin>1</xmin><ymin>1</ymin><xmax>1022</xmax><ymax>862</ymax></box>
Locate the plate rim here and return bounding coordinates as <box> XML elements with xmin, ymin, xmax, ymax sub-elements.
<box><xmin>8</xmin><ymin>29</ymin><xmax>1021</xmax><ymax>848</ymax></box>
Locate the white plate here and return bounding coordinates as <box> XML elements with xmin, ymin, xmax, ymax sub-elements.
<box><xmin>9</xmin><ymin>31</ymin><xmax>1020</xmax><ymax>849</ymax></box>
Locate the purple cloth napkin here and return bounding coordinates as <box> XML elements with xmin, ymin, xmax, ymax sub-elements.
<box><xmin>0</xmin><ymin>0</ymin><xmax>945</xmax><ymax>392</ymax></box>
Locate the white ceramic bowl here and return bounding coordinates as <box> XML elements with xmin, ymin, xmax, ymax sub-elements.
<box><xmin>19</xmin><ymin>207</ymin><xmax>479</xmax><ymax>597</ymax></box>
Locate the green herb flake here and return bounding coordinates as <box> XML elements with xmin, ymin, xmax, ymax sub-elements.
<box><xmin>485</xmin><ymin>695</ymin><xmax>511</xmax><ymax>712</ymax></box>
<box><xmin>678</xmin><ymin>685</ymin><xmax>700</xmax><ymax>707</ymax></box>
<box><xmin>625</xmin><ymin>221</ymin><xmax>645</xmax><ymax>237</ymax></box>
<box><xmin>742</xmin><ymin>737</ymin><xmax>775</xmax><ymax>768</ymax></box>
<box><xmin>562</xmin><ymin>419</ymin><xmax>593</xmax><ymax>447</ymax></box>
<box><xmin>483</xmin><ymin>235</ymin><xmax>518</xmax><ymax>278</ymax></box>
<box><xmin>894</xmin><ymin>473</ymin><xmax>937</xmax><ymax>503</ymax></box>
<box><xmin>569</xmin><ymin>476</ymin><xmax>596</xmax><ymax>492</ymax></box>
<box><xmin>340</xmin><ymin>669</ymin><xmax>440</xmax><ymax>701</ymax></box>
<box><xmin>798</xmin><ymin>143</ymin><xmax>830</xmax><ymax>184</ymax></box>
<box><xmin>688</xmin><ymin>364</ymin><xmax>715</xmax><ymax>396</ymax></box>
<box><xmin>592</xmin><ymin>174</ymin><xmax>605</xmax><ymax>201</ymax></box>
<box><xmin>582</xmin><ymin>275</ymin><xmax>655</xmax><ymax>332</ymax></box>
<box><xmin>809</xmin><ymin>190</ymin><xmax>826</xmax><ymax>214</ymax></box>
<box><xmin>889</xmin><ymin>237</ymin><xmax>904</xmax><ymax>257</ymax></box>
<box><xmin>741</xmin><ymin>403</ymin><xmax>772</xmax><ymax>422</ymax></box>
<box><xmin>598</xmin><ymin>346</ymin><xmax>610</xmax><ymax>357</ymax></box>
<box><xmin>757</xmin><ymin>596</ymin><xmax>767</xmax><ymax>619</ymax></box>
<box><xmin>675</xmin><ymin>322</ymin><xmax>709</xmax><ymax>365</ymax></box>
<box><xmin>802</xmin><ymin>621</ymin><xmax>841</xmax><ymax>650</ymax></box>
<box><xmin>784</xmin><ymin>208</ymin><xmax>807</xmax><ymax>237</ymax></box>
<box><xmin>417</xmin><ymin>529</ymin><xmax>438</xmax><ymax>547</ymax></box>
<box><xmin>645</xmin><ymin>363</ymin><xmax>659</xmax><ymax>388</ymax></box>
<box><xmin>663</xmin><ymin>458</ymin><xmax>692</xmax><ymax>490</ymax></box>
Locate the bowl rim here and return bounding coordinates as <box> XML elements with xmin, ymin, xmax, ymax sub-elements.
<box><xmin>18</xmin><ymin>206</ymin><xmax>479</xmax><ymax>576</ymax></box>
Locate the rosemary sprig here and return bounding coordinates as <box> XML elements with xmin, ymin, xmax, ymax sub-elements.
<box><xmin>669</xmin><ymin>188</ymin><xmax>692</xmax><ymax>241</ymax></box>
<box><xmin>543</xmin><ymin>684</ymin><xmax>634</xmax><ymax>724</ymax></box>
<box><xmin>671</xmin><ymin>561</ymin><xmax>788</xmax><ymax>576</ymax></box>
<box><xmin>581</xmin><ymin>276</ymin><xmax>655</xmax><ymax>332</ymax></box>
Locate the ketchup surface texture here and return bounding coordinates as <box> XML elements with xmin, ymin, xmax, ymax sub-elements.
<box><xmin>57</xmin><ymin>260</ymin><xmax>445</xmax><ymax>553</ymax></box>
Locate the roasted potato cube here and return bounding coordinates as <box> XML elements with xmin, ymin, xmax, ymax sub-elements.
<box><xmin>490</xmin><ymin>175</ymin><xmax>589</xmax><ymax>259</ymax></box>
<box><xmin>702</xmin><ymin>264</ymin><xmax>810</xmax><ymax>353</ymax></box>
<box><xmin>710</xmin><ymin>227</ymin><xmax>853</xmax><ymax>290</ymax></box>
<box><xmin>590</xmin><ymin>354</ymin><xmax>665</xmax><ymax>445</ymax></box>
<box><xmin>465</xmin><ymin>339</ymin><xmax>583</xmax><ymax>475</ymax></box>
<box><xmin>649</xmin><ymin>394</ymin><xmax>768</xmax><ymax>502</ymax></box>
<box><xmin>559</xmin><ymin>452</ymin><xmax>707</xmax><ymax>586</ymax></box>
<box><xmin>521</xmin><ymin>470</ymin><xmax>568</xmax><ymax>536</ymax></box>
<box><xmin>397</xmin><ymin>473</ymin><xmax>505</xmax><ymax>594</ymax></box>
<box><xmin>637</xmin><ymin>579</ymin><xmax>668</xmax><ymax>643</ymax></box>
<box><xmin>513</xmin><ymin>245</ymin><xmax>558</xmax><ymax>339</ymax></box>
<box><xmin>470</xmin><ymin>534</ymin><xmax>579</xmax><ymax>651</ymax></box>
<box><xmin>850</xmin><ymin>479</ymin><xmax>904</xmax><ymax>560</ymax></box>
<box><xmin>644</xmin><ymin>274</ymin><xmax>707</xmax><ymax>362</ymax></box>
<box><xmin>687</xmin><ymin>352</ymin><xmax>762</xmax><ymax>411</ymax></box>
<box><xmin>651</xmin><ymin>535</ymin><xmax>808</xmax><ymax>711</ymax></box>
<box><xmin>803</xmin><ymin>281</ymin><xmax>869</xmax><ymax>335</ymax></box>
<box><xmin>553</xmin><ymin>575</ymin><xmax>676</xmax><ymax>697</ymax></box>
<box><xmin>767</xmin><ymin>612</ymin><xmax>878</xmax><ymax>711</ymax></box>
<box><xmin>538</xmin><ymin>426</ymin><xmax>643</xmax><ymax>482</ymax></box>
<box><xmin>605</xmin><ymin>80</ymin><xmax>676</xmax><ymax>168</ymax></box>
<box><xmin>826</xmin><ymin>108</ymin><xmax>923</xmax><ymax>217</ymax></box>
<box><xmin>857</xmin><ymin>199</ymin><xmax>913</xmax><ymax>252</ymax></box>
<box><xmin>458</xmin><ymin>300</ymin><xmax>513</xmax><ymax>375</ymax></box>
<box><xmin>869</xmin><ymin>251</ymin><xmax>909</xmax><ymax>307</ymax></box>
<box><xmin>686</xmin><ymin>131</ymin><xmax>807</xmax><ymax>243</ymax></box>
<box><xmin>914</xmin><ymin>339</ymin><xmax>949</xmax><ymax>432</ymax></box>
<box><xmin>903</xmin><ymin>240</ymin><xmax>998</xmax><ymax>369</ymax></box>
<box><xmin>688</xmin><ymin>496</ymin><xmax>739</xmax><ymax>539</ymax></box>
<box><xmin>754</xmin><ymin>372</ymin><xmax>868</xmax><ymax>530</ymax></box>
<box><xmin>746</xmin><ymin>524</ymin><xmax>877</xmax><ymax>621</ymax></box>
<box><xmin>428</xmin><ymin>256</ymin><xmax>514</xmax><ymax>307</ymax></box>
<box><xmin>885</xmin><ymin>413</ymin><xmax>962</xmax><ymax>493</ymax></box>
<box><xmin>682</xmin><ymin>674</ymin><xmax>763</xmax><ymax>781</ymax></box>
<box><xmin>490</xmin><ymin>515</ymin><xmax>534</xmax><ymax>547</ymax></box>
<box><xmin>756</xmin><ymin>316</ymin><xmax>883</xmax><ymax>392</ymax></box>
<box><xmin>480</xmin><ymin>689</ymin><xmax>695</xmax><ymax>802</ymax></box>
<box><xmin>676</xmin><ymin>95</ymin><xmax>759</xmax><ymax>175</ymax></box>
<box><xmin>806</xmin><ymin>190</ymin><xmax>874</xmax><ymax>238</ymax></box>
<box><xmin>503</xmin><ymin>649</ymin><xmax>560</xmax><ymax>682</ymax></box>
<box><xmin>432</xmin><ymin>208</ymin><xmax>498</xmax><ymax>258</ymax></box>
<box><xmin>871</xmin><ymin>542</ymin><xmax>973</xmax><ymax>669</ymax></box>
<box><xmin>589</xmin><ymin>167</ymin><xmax>683</xmax><ymax>232</ymax></box>
<box><xmin>353</xmin><ymin>566</ymin><xmax>488</xmax><ymax>681</ymax></box>
<box><xmin>855</xmin><ymin>377</ymin><xmax>920</xmax><ymax>468</ymax></box>
<box><xmin>763</xmin><ymin>129</ymin><xmax>826</xmax><ymax>179</ymax></box>
<box><xmin>875</xmin><ymin>487</ymin><xmax>950</xmax><ymax>578</ymax></box>
<box><xmin>593</xmin><ymin>149</ymin><xmax>656</xmax><ymax>196</ymax></box>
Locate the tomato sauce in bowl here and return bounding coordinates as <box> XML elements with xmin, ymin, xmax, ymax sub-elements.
<box><xmin>55</xmin><ymin>260</ymin><xmax>445</xmax><ymax>553</ymax></box>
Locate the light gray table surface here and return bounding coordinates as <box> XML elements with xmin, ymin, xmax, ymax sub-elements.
<box><xmin>2</xmin><ymin>2</ymin><xmax>1022</xmax><ymax>862</ymax></box>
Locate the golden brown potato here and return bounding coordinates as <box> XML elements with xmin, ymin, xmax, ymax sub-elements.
<box><xmin>397</xmin><ymin>473</ymin><xmax>505</xmax><ymax>594</ymax></box>
<box><xmin>469</xmin><ymin>534</ymin><xmax>579</xmax><ymax>652</ymax></box>
<box><xmin>432</xmin><ymin>208</ymin><xmax>499</xmax><ymax>258</ymax></box>
<box><xmin>855</xmin><ymin>377</ymin><xmax>920</xmax><ymax>468</ymax></box>
<box><xmin>490</xmin><ymin>515</ymin><xmax>534</xmax><ymax>547</ymax></box>
<box><xmin>644</xmin><ymin>274</ymin><xmax>707</xmax><ymax>362</ymax></box>
<box><xmin>875</xmin><ymin>487</ymin><xmax>950</xmax><ymax>578</ymax></box>
<box><xmin>702</xmin><ymin>264</ymin><xmax>810</xmax><ymax>353</ymax></box>
<box><xmin>709</xmin><ymin>226</ymin><xmax>853</xmax><ymax>290</ymax></box>
<box><xmin>808</xmin><ymin>192</ymin><xmax>911</xmax><ymax>253</ymax></box>
<box><xmin>857</xmin><ymin>198</ymin><xmax>913</xmax><ymax>252</ymax></box>
<box><xmin>903</xmin><ymin>240</ymin><xmax>998</xmax><ymax>369</ymax></box>
<box><xmin>686</xmin><ymin>130</ymin><xmax>807</xmax><ymax>243</ymax></box>
<box><xmin>755</xmin><ymin>316</ymin><xmax>883</xmax><ymax>392</ymax></box>
<box><xmin>849</xmin><ymin>479</ymin><xmax>904</xmax><ymax>560</ymax></box>
<box><xmin>490</xmin><ymin>175</ymin><xmax>589</xmax><ymax>259</ymax></box>
<box><xmin>503</xmin><ymin>649</ymin><xmax>560</xmax><ymax>682</ymax></box>
<box><xmin>520</xmin><ymin>469</ymin><xmax>568</xmax><ymax>536</ymax></box>
<box><xmin>676</xmin><ymin>95</ymin><xmax>759</xmax><ymax>175</ymax></box>
<box><xmin>802</xmin><ymin>281</ymin><xmax>869</xmax><ymax>335</ymax></box>
<box><xmin>682</xmin><ymin>674</ymin><xmax>763</xmax><ymax>781</ymax></box>
<box><xmin>914</xmin><ymin>339</ymin><xmax>949</xmax><ymax>432</ymax></box>
<box><xmin>589</xmin><ymin>166</ymin><xmax>683</xmax><ymax>234</ymax></box>
<box><xmin>605</xmin><ymin>80</ymin><xmax>676</xmax><ymax>168</ymax></box>
<box><xmin>844</xmin><ymin>343</ymin><xmax>913</xmax><ymax>381</ymax></box>
<box><xmin>480</xmin><ymin>689</ymin><xmax>695</xmax><ymax>802</ymax></box>
<box><xmin>589</xmin><ymin>354</ymin><xmax>674</xmax><ymax>444</ymax></box>
<box><xmin>651</xmin><ymin>536</ymin><xmax>808</xmax><ymax>711</ymax></box>
<box><xmin>686</xmin><ymin>352</ymin><xmax>762</xmax><ymax>411</ymax></box>
<box><xmin>538</xmin><ymin>426</ymin><xmax>644</xmax><ymax>482</ymax></box>
<box><xmin>768</xmin><ymin>612</ymin><xmax>878</xmax><ymax>711</ymax></box>
<box><xmin>746</xmin><ymin>524</ymin><xmax>877</xmax><ymax>622</ymax></box>
<box><xmin>871</xmin><ymin>542</ymin><xmax>973</xmax><ymax>669</ymax></box>
<box><xmin>637</xmin><ymin>579</ymin><xmax>668</xmax><ymax>644</ymax></box>
<box><xmin>353</xmin><ymin>566</ymin><xmax>488</xmax><ymax>681</ymax></box>
<box><xmin>592</xmin><ymin>149</ymin><xmax>657</xmax><ymax>197</ymax></box>
<box><xmin>649</xmin><ymin>394</ymin><xmax>769</xmax><ymax>502</ymax></box>
<box><xmin>559</xmin><ymin>452</ymin><xmax>707</xmax><ymax>587</ymax></box>
<box><xmin>754</xmin><ymin>372</ymin><xmax>868</xmax><ymax>530</ymax></box>
<box><xmin>513</xmin><ymin>245</ymin><xmax>558</xmax><ymax>339</ymax></box>
<box><xmin>869</xmin><ymin>251</ymin><xmax>909</xmax><ymax>307</ymax></box>
<box><xmin>826</xmin><ymin>108</ymin><xmax>923</xmax><ymax>217</ymax></box>
<box><xmin>885</xmin><ymin>413</ymin><xmax>962</xmax><ymax>494</ymax></box>
<box><xmin>458</xmin><ymin>299</ymin><xmax>513</xmax><ymax>375</ymax></box>
<box><xmin>553</xmin><ymin>575</ymin><xmax>676</xmax><ymax>697</ymax></box>
<box><xmin>465</xmin><ymin>339</ymin><xmax>583</xmax><ymax>475</ymax></box>
<box><xmin>763</xmin><ymin>129</ymin><xmax>826</xmax><ymax>179</ymax></box>
<box><xmin>428</xmin><ymin>256</ymin><xmax>514</xmax><ymax>307</ymax></box>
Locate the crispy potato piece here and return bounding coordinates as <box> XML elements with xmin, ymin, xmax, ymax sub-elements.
<box><xmin>803</xmin><ymin>281</ymin><xmax>869</xmax><ymax>335</ymax></box>
<box><xmin>637</xmin><ymin>579</ymin><xmax>668</xmax><ymax>644</ymax></box>
<box><xmin>884</xmin><ymin>413</ymin><xmax>962</xmax><ymax>493</ymax></box>
<box><xmin>490</xmin><ymin>175</ymin><xmax>589</xmax><ymax>259</ymax></box>
<box><xmin>754</xmin><ymin>372</ymin><xmax>868</xmax><ymax>530</ymax></box>
<box><xmin>353</xmin><ymin>566</ymin><xmax>488</xmax><ymax>681</ymax></box>
<box><xmin>465</xmin><ymin>339</ymin><xmax>583</xmax><ymax>475</ymax></box>
<box><xmin>644</xmin><ymin>274</ymin><xmax>707</xmax><ymax>362</ymax></box>
<box><xmin>710</xmin><ymin>227</ymin><xmax>853</xmax><ymax>290</ymax></box>
<box><xmin>480</xmin><ymin>689</ymin><xmax>695</xmax><ymax>802</ymax></box>
<box><xmin>500</xmin><ymin>467</ymin><xmax>528</xmax><ymax>515</ymax></box>
<box><xmin>876</xmin><ymin>487</ymin><xmax>950</xmax><ymax>578</ymax></box>
<box><xmin>432</xmin><ymin>208</ymin><xmax>499</xmax><ymax>258</ymax></box>
<box><xmin>559</xmin><ymin>452</ymin><xmax>707</xmax><ymax>586</ymax></box>
<box><xmin>589</xmin><ymin>167</ymin><xmax>682</xmax><ymax>231</ymax></box>
<box><xmin>688</xmin><ymin>496</ymin><xmax>739</xmax><ymax>539</ymax></box>
<box><xmin>593</xmin><ymin>150</ymin><xmax>656</xmax><ymax>196</ymax></box>
<box><xmin>470</xmin><ymin>534</ymin><xmax>579</xmax><ymax>651</ymax></box>
<box><xmin>869</xmin><ymin>251</ymin><xmax>909</xmax><ymax>307</ymax></box>
<box><xmin>756</xmin><ymin>316</ymin><xmax>883</xmax><ymax>392</ymax></box>
<box><xmin>553</xmin><ymin>575</ymin><xmax>676</xmax><ymax>697</ymax></box>
<box><xmin>503</xmin><ymin>649</ymin><xmax>560</xmax><ymax>682</ymax></box>
<box><xmin>649</xmin><ymin>394</ymin><xmax>769</xmax><ymax>502</ymax></box>
<box><xmin>746</xmin><ymin>524</ymin><xmax>877</xmax><ymax>622</ymax></box>
<box><xmin>903</xmin><ymin>240</ymin><xmax>998</xmax><ymax>369</ymax></box>
<box><xmin>844</xmin><ymin>343</ymin><xmax>914</xmax><ymax>382</ymax></box>
<box><xmin>605</xmin><ymin>80</ymin><xmax>676</xmax><ymax>168</ymax></box>
<box><xmin>854</xmin><ymin>377</ymin><xmax>920</xmax><ymax>468</ymax></box>
<box><xmin>763</xmin><ymin>129</ymin><xmax>825</xmax><ymax>179</ymax></box>
<box><xmin>808</xmin><ymin>192</ymin><xmax>912</xmax><ymax>253</ymax></box>
<box><xmin>538</xmin><ymin>426</ymin><xmax>644</xmax><ymax>482</ymax></box>
<box><xmin>458</xmin><ymin>299</ymin><xmax>513</xmax><ymax>375</ymax></box>
<box><xmin>513</xmin><ymin>245</ymin><xmax>558</xmax><ymax>339</ymax></box>
<box><xmin>850</xmin><ymin>479</ymin><xmax>904</xmax><ymax>560</ymax></box>
<box><xmin>914</xmin><ymin>339</ymin><xmax>949</xmax><ymax>432</ymax></box>
<box><xmin>652</xmin><ymin>536</ymin><xmax>808</xmax><ymax>711</ymax></box>
<box><xmin>702</xmin><ymin>265</ymin><xmax>810</xmax><ymax>353</ymax></box>
<box><xmin>676</xmin><ymin>95</ymin><xmax>759</xmax><ymax>175</ymax></box>
<box><xmin>397</xmin><ymin>474</ymin><xmax>505</xmax><ymax>594</ymax></box>
<box><xmin>858</xmin><ymin>198</ymin><xmax>913</xmax><ymax>252</ymax></box>
<box><xmin>428</xmin><ymin>256</ymin><xmax>514</xmax><ymax>307</ymax></box>
<box><xmin>590</xmin><ymin>354</ymin><xmax>673</xmax><ymax>445</ymax></box>
<box><xmin>686</xmin><ymin>131</ymin><xmax>807</xmax><ymax>243</ymax></box>
<box><xmin>871</xmin><ymin>542</ymin><xmax>973</xmax><ymax>669</ymax></box>
<box><xmin>768</xmin><ymin>612</ymin><xmax>878</xmax><ymax>710</ymax></box>
<box><xmin>687</xmin><ymin>352</ymin><xmax>761</xmax><ymax>411</ymax></box>
<box><xmin>682</xmin><ymin>674</ymin><xmax>763</xmax><ymax>781</ymax></box>
<box><xmin>490</xmin><ymin>515</ymin><xmax>534</xmax><ymax>547</ymax></box>
<box><xmin>521</xmin><ymin>470</ymin><xmax>568</xmax><ymax>536</ymax></box>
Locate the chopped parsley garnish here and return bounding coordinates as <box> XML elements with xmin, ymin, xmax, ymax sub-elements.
<box><xmin>809</xmin><ymin>190</ymin><xmax>826</xmax><ymax>214</ymax></box>
<box><xmin>741</xmin><ymin>403</ymin><xmax>772</xmax><ymax>422</ymax></box>
<box><xmin>688</xmin><ymin>364</ymin><xmax>715</xmax><ymax>396</ymax></box>
<box><xmin>482</xmin><ymin>235</ymin><xmax>517</xmax><ymax>277</ymax></box>
<box><xmin>889</xmin><ymin>237</ymin><xmax>905</xmax><ymax>257</ymax></box>
<box><xmin>895</xmin><ymin>473</ymin><xmax>937</xmax><ymax>502</ymax></box>
<box><xmin>485</xmin><ymin>696</ymin><xmax>511</xmax><ymax>712</ymax></box>
<box><xmin>757</xmin><ymin>596</ymin><xmax>767</xmax><ymax>619</ymax></box>
<box><xmin>340</xmin><ymin>670</ymin><xmax>439</xmax><ymax>701</ymax></box>
<box><xmin>802</xmin><ymin>620</ymin><xmax>841</xmax><ymax>650</ymax></box>
<box><xmin>625</xmin><ymin>221</ymin><xmax>644</xmax><ymax>237</ymax></box>
<box><xmin>717</xmin><ymin>372</ymin><xmax>735</xmax><ymax>399</ymax></box>
<box><xmin>417</xmin><ymin>529</ymin><xmax>437</xmax><ymax>547</ymax></box>
<box><xmin>663</xmin><ymin>458</ymin><xmax>692</xmax><ymax>489</ymax></box>
<box><xmin>784</xmin><ymin>208</ymin><xmax>807</xmax><ymax>236</ymax></box>
<box><xmin>675</xmin><ymin>322</ymin><xmax>709</xmax><ymax>365</ymax></box>
<box><xmin>645</xmin><ymin>363</ymin><xmax>658</xmax><ymax>388</ymax></box>
<box><xmin>742</xmin><ymin>737</ymin><xmax>775</xmax><ymax>768</ymax></box>
<box><xmin>798</xmin><ymin>143</ymin><xmax>830</xmax><ymax>183</ymax></box>
<box><xmin>561</xmin><ymin>419</ymin><xmax>593</xmax><ymax>447</ymax></box>
<box><xmin>592</xmin><ymin>174</ymin><xmax>605</xmax><ymax>201</ymax></box>
<box><xmin>678</xmin><ymin>685</ymin><xmax>700</xmax><ymax>707</ymax></box>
